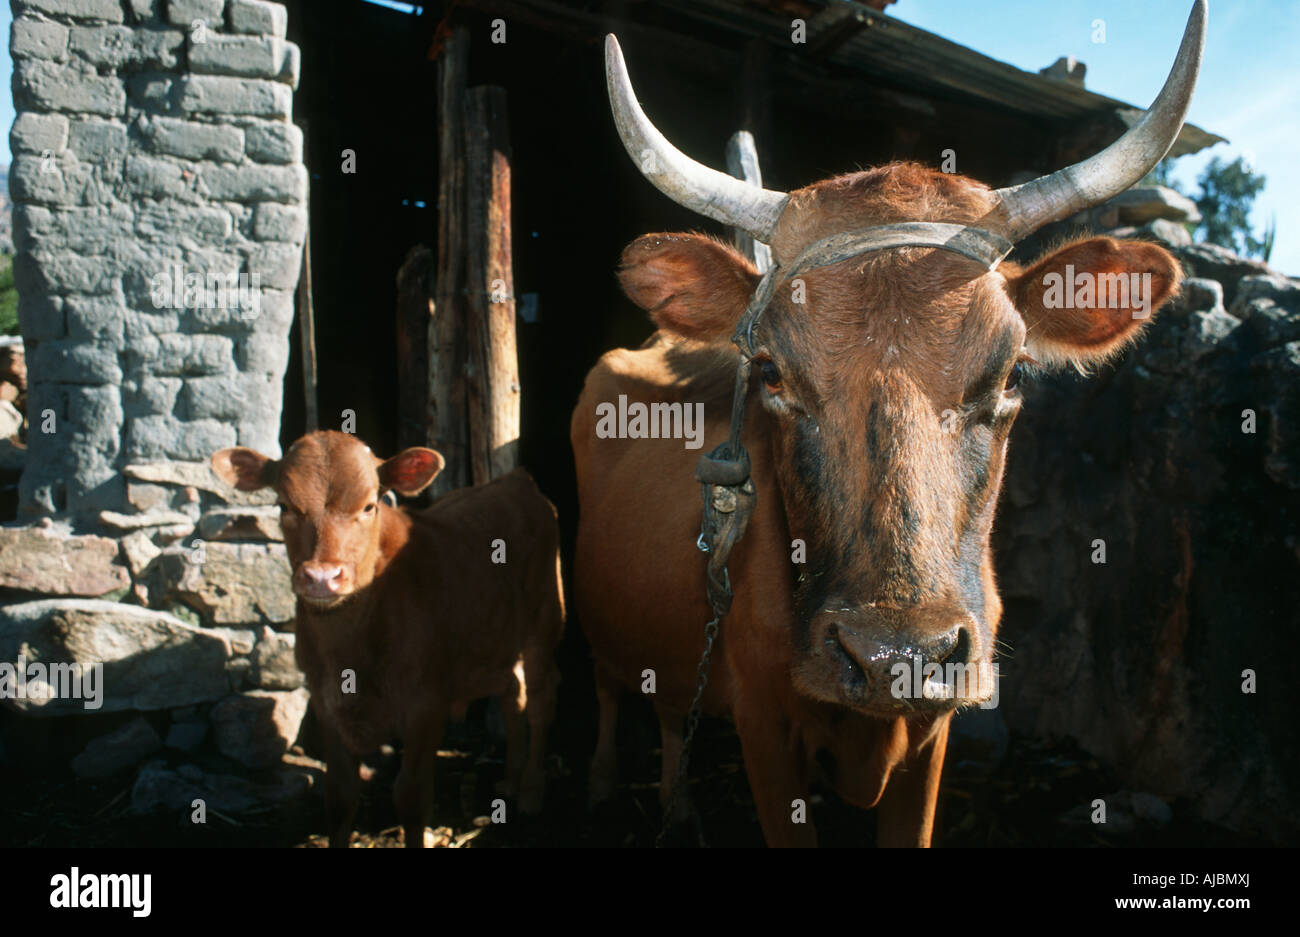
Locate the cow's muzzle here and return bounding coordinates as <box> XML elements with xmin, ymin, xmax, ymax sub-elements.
<box><xmin>795</xmin><ymin>603</ymin><xmax>994</xmax><ymax>713</ymax></box>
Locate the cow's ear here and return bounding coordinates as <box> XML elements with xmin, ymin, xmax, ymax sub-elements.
<box><xmin>618</xmin><ymin>233</ymin><xmax>759</xmax><ymax>340</ymax></box>
<box><xmin>378</xmin><ymin>447</ymin><xmax>444</xmax><ymax>496</ymax></box>
<box><xmin>1008</xmin><ymin>237</ymin><xmax>1181</xmax><ymax>367</ymax></box>
<box><xmin>212</xmin><ymin>447</ymin><xmax>278</xmax><ymax>491</ymax></box>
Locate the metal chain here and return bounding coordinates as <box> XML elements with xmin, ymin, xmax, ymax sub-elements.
<box><xmin>655</xmin><ymin>612</ymin><xmax>721</xmax><ymax>848</ymax></box>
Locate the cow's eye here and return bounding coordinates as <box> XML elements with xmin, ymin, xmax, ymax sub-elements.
<box><xmin>756</xmin><ymin>357</ymin><xmax>782</xmax><ymax>391</ymax></box>
<box><xmin>1004</xmin><ymin>361</ymin><xmax>1024</xmax><ymax>392</ymax></box>
<box><xmin>363</xmin><ymin>502</ymin><xmax>377</xmax><ymax>516</ymax></box>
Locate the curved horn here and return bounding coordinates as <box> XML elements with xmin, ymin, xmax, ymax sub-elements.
<box><xmin>992</xmin><ymin>0</ymin><xmax>1207</xmax><ymax>242</ymax></box>
<box><xmin>605</xmin><ymin>34</ymin><xmax>789</xmax><ymax>241</ymax></box>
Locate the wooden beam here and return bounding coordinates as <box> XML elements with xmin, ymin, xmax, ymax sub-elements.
<box><xmin>463</xmin><ymin>85</ymin><xmax>519</xmax><ymax>485</ymax></box>
<box><xmin>395</xmin><ymin>245</ymin><xmax>433</xmax><ymax>451</ymax></box>
<box><xmin>430</xmin><ymin>26</ymin><xmax>470</xmax><ymax>496</ymax></box>
<box><xmin>725</xmin><ymin>130</ymin><xmax>772</xmax><ymax>274</ymax></box>
<box><xmin>296</xmin><ymin>196</ymin><xmax>318</xmax><ymax>433</ymax></box>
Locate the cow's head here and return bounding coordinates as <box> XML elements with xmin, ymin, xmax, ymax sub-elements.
<box><xmin>211</xmin><ymin>432</ymin><xmax>443</xmax><ymax>609</ymax></box>
<box><xmin>606</xmin><ymin>1</ymin><xmax>1203</xmax><ymax>714</ymax></box>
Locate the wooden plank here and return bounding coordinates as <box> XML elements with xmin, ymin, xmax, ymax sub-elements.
<box><xmin>725</xmin><ymin>130</ymin><xmax>772</xmax><ymax>274</ymax></box>
<box><xmin>297</xmin><ymin>193</ymin><xmax>319</xmax><ymax>433</ymax></box>
<box><xmin>394</xmin><ymin>245</ymin><xmax>433</xmax><ymax>451</ymax></box>
<box><xmin>463</xmin><ymin>85</ymin><xmax>519</xmax><ymax>485</ymax></box>
<box><xmin>430</xmin><ymin>26</ymin><xmax>469</xmax><ymax>496</ymax></box>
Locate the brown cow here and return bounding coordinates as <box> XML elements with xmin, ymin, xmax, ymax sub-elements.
<box><xmin>211</xmin><ymin>431</ymin><xmax>564</xmax><ymax>847</ymax></box>
<box><xmin>575</xmin><ymin>5</ymin><xmax>1204</xmax><ymax>847</ymax></box>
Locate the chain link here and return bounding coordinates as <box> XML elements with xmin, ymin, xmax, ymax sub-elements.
<box><xmin>655</xmin><ymin>612</ymin><xmax>721</xmax><ymax>848</ymax></box>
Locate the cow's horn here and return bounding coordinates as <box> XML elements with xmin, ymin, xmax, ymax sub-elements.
<box><xmin>605</xmin><ymin>34</ymin><xmax>789</xmax><ymax>242</ymax></box>
<box><xmin>991</xmin><ymin>0</ymin><xmax>1207</xmax><ymax>242</ymax></box>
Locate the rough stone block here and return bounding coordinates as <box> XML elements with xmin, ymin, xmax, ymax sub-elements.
<box><xmin>180</xmin><ymin>76</ymin><xmax>291</xmax><ymax>118</ymax></box>
<box><xmin>0</xmin><ymin>525</ymin><xmax>130</xmax><ymax>596</ymax></box>
<box><xmin>228</xmin><ymin>0</ymin><xmax>287</xmax><ymax>38</ymax></box>
<box><xmin>202</xmin><ymin>162</ymin><xmax>304</xmax><ymax>203</ymax></box>
<box><xmin>243</xmin><ymin>119</ymin><xmax>301</xmax><ymax>164</ymax></box>
<box><xmin>0</xmin><ymin>599</ymin><xmax>237</xmax><ymax>714</ymax></box>
<box><xmin>70</xmin><ymin>25</ymin><xmax>184</xmax><ymax>69</ymax></box>
<box><xmin>67</xmin><ymin>120</ymin><xmax>128</xmax><ymax>163</ymax></box>
<box><xmin>10</xmin><ymin>112</ymin><xmax>69</xmax><ymax>154</ymax></box>
<box><xmin>158</xmin><ymin>541</ymin><xmax>294</xmax><ymax>625</ymax></box>
<box><xmin>65</xmin><ymin>295</ymin><xmax>127</xmax><ymax>343</ymax></box>
<box><xmin>13</xmin><ymin>0</ymin><xmax>124</xmax><ymax>23</ymax></box>
<box><xmin>189</xmin><ymin>34</ymin><xmax>283</xmax><ymax>77</ymax></box>
<box><xmin>72</xmin><ymin>716</ymin><xmax>163</xmax><ymax>778</ymax></box>
<box><xmin>32</xmin><ymin>340</ymin><xmax>122</xmax><ymax>385</ymax></box>
<box><xmin>148</xmin><ymin>116</ymin><xmax>243</xmax><ymax>162</ymax></box>
<box><xmin>210</xmin><ymin>688</ymin><xmax>308</xmax><ymax>767</ymax></box>
<box><xmin>198</xmin><ymin>506</ymin><xmax>284</xmax><ymax>542</ymax></box>
<box><xmin>12</xmin><ymin>18</ymin><xmax>70</xmax><ymax>60</ymax></box>
<box><xmin>251</xmin><ymin>202</ymin><xmax>305</xmax><ymax>242</ymax></box>
<box><xmin>166</xmin><ymin>0</ymin><xmax>225</xmax><ymax>27</ymax></box>
<box><xmin>249</xmin><ymin>627</ymin><xmax>300</xmax><ymax>689</ymax></box>
<box><xmin>245</xmin><ymin>242</ymin><xmax>301</xmax><ymax>289</ymax></box>
<box><xmin>15</xmin><ymin>60</ymin><xmax>125</xmax><ymax>116</ymax></box>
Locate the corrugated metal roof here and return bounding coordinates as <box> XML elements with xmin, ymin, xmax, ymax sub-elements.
<box><xmin>655</xmin><ymin>0</ymin><xmax>1225</xmax><ymax>157</ymax></box>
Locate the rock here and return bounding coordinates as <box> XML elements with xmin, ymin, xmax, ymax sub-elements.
<box><xmin>99</xmin><ymin>509</ymin><xmax>195</xmax><ymax>531</ymax></box>
<box><xmin>164</xmin><ymin>718</ymin><xmax>207</xmax><ymax>753</ymax></box>
<box><xmin>131</xmin><ymin>758</ymin><xmax>313</xmax><ymax>815</ymax></box>
<box><xmin>1172</xmin><ymin>243</ymin><xmax>1274</xmax><ymax>308</ymax></box>
<box><xmin>250</xmin><ymin>626</ymin><xmax>301</xmax><ymax>689</ymax></box>
<box><xmin>119</xmin><ymin>529</ymin><xmax>161</xmax><ymax>576</ymax></box>
<box><xmin>0</xmin><ymin>600</ymin><xmax>237</xmax><ymax>714</ymax></box>
<box><xmin>72</xmin><ymin>715</ymin><xmax>163</xmax><ymax>778</ymax></box>
<box><xmin>155</xmin><ymin>541</ymin><xmax>294</xmax><ymax>627</ymax></box>
<box><xmin>1107</xmin><ymin>186</ymin><xmax>1201</xmax><ymax>224</ymax></box>
<box><xmin>994</xmin><ymin>250</ymin><xmax>1300</xmax><ymax>844</ymax></box>
<box><xmin>197</xmin><ymin>506</ymin><xmax>284</xmax><ymax>542</ymax></box>
<box><xmin>0</xmin><ymin>524</ymin><xmax>130</xmax><ymax>596</ymax></box>
<box><xmin>210</xmin><ymin>688</ymin><xmax>309</xmax><ymax>768</ymax></box>
<box><xmin>123</xmin><ymin>462</ymin><xmax>277</xmax><ymax>506</ymax></box>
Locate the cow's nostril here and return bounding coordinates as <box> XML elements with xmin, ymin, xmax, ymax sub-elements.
<box><xmin>951</xmin><ymin>626</ymin><xmax>972</xmax><ymax>666</ymax></box>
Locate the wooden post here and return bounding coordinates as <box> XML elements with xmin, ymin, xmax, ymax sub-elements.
<box><xmin>463</xmin><ymin>86</ymin><xmax>519</xmax><ymax>485</ymax></box>
<box><xmin>726</xmin><ymin>130</ymin><xmax>772</xmax><ymax>274</ymax></box>
<box><xmin>297</xmin><ymin>201</ymin><xmax>319</xmax><ymax>432</ymax></box>
<box><xmin>430</xmin><ymin>27</ymin><xmax>470</xmax><ymax>496</ymax></box>
<box><xmin>395</xmin><ymin>246</ymin><xmax>433</xmax><ymax>451</ymax></box>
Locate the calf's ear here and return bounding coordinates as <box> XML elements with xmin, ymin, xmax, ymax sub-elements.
<box><xmin>211</xmin><ymin>447</ymin><xmax>278</xmax><ymax>491</ymax></box>
<box><xmin>618</xmin><ymin>233</ymin><xmax>759</xmax><ymax>340</ymax></box>
<box><xmin>378</xmin><ymin>447</ymin><xmax>445</xmax><ymax>496</ymax></box>
<box><xmin>1008</xmin><ymin>237</ymin><xmax>1181</xmax><ymax>367</ymax></box>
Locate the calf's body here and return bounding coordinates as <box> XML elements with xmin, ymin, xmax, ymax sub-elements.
<box><xmin>213</xmin><ymin>432</ymin><xmax>563</xmax><ymax>847</ymax></box>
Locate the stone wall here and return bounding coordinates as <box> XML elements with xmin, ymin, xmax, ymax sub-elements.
<box><xmin>8</xmin><ymin>0</ymin><xmax>304</xmax><ymax>518</ymax></box>
<box><xmin>991</xmin><ymin>198</ymin><xmax>1300</xmax><ymax>843</ymax></box>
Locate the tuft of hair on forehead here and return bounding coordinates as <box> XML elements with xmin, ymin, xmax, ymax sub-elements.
<box><xmin>278</xmin><ymin>431</ymin><xmax>381</xmax><ymax>507</ymax></box>
<box><xmin>773</xmin><ymin>162</ymin><xmax>998</xmax><ymax>260</ymax></box>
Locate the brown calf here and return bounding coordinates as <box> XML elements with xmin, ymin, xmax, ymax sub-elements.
<box><xmin>574</xmin><ymin>8</ymin><xmax>1202</xmax><ymax>847</ymax></box>
<box><xmin>212</xmin><ymin>431</ymin><xmax>564</xmax><ymax>847</ymax></box>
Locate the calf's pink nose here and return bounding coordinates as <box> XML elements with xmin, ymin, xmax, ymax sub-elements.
<box><xmin>299</xmin><ymin>563</ymin><xmax>344</xmax><ymax>592</ymax></box>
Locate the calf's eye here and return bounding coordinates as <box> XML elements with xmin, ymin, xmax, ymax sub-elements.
<box><xmin>757</xmin><ymin>358</ymin><xmax>782</xmax><ymax>391</ymax></box>
<box><xmin>363</xmin><ymin>503</ymin><xmax>377</xmax><ymax>516</ymax></box>
<box><xmin>1004</xmin><ymin>361</ymin><xmax>1024</xmax><ymax>392</ymax></box>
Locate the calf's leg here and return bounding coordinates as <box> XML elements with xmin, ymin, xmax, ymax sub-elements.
<box><xmin>322</xmin><ymin>725</ymin><xmax>361</xmax><ymax>849</ymax></box>
<box><xmin>518</xmin><ymin>644</ymin><xmax>558</xmax><ymax>815</ymax></box>
<box><xmin>394</xmin><ymin>704</ymin><xmax>447</xmax><ymax>848</ymax></box>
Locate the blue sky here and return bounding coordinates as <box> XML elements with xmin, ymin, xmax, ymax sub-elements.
<box><xmin>889</xmin><ymin>0</ymin><xmax>1300</xmax><ymax>274</ymax></box>
<box><xmin>3</xmin><ymin>1</ymin><xmax>1295</xmax><ymax>272</ymax></box>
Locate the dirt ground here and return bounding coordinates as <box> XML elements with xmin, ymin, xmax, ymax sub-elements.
<box><xmin>0</xmin><ymin>683</ymin><xmax>1263</xmax><ymax>849</ymax></box>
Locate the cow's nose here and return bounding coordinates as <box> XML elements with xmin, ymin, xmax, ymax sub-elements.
<box><xmin>815</xmin><ymin>603</ymin><xmax>978</xmax><ymax>707</ymax></box>
<box><xmin>298</xmin><ymin>563</ymin><xmax>345</xmax><ymax>593</ymax></box>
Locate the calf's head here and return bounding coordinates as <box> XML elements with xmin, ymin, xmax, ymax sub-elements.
<box><xmin>606</xmin><ymin>1</ymin><xmax>1203</xmax><ymax>714</ymax></box>
<box><xmin>211</xmin><ymin>431</ymin><xmax>443</xmax><ymax>609</ymax></box>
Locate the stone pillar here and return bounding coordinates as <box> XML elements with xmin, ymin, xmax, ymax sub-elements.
<box><xmin>8</xmin><ymin>0</ymin><xmax>305</xmax><ymax>518</ymax></box>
